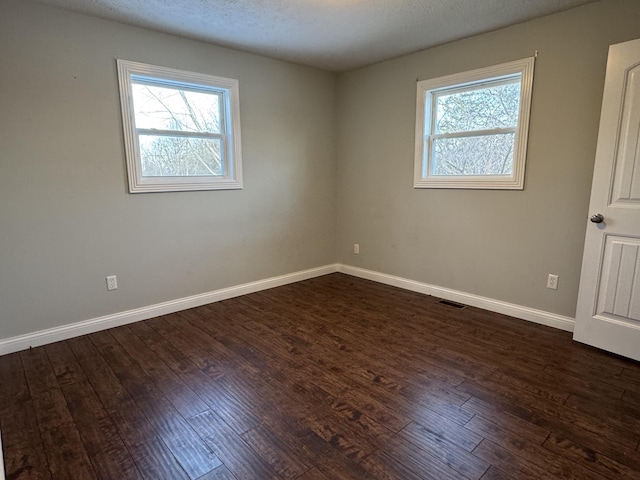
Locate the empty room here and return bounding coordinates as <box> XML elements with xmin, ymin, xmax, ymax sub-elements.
<box><xmin>1</xmin><ymin>0</ymin><xmax>640</xmax><ymax>478</ymax></box>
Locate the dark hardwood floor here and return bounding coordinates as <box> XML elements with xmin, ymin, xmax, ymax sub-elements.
<box><xmin>1</xmin><ymin>273</ymin><xmax>640</xmax><ymax>479</ymax></box>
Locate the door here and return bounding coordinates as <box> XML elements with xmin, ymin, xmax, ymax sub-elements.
<box><xmin>573</xmin><ymin>38</ymin><xmax>640</xmax><ymax>362</ymax></box>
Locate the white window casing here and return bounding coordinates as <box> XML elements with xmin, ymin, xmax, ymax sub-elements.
<box><xmin>414</xmin><ymin>57</ymin><xmax>535</xmax><ymax>190</ymax></box>
<box><xmin>117</xmin><ymin>59</ymin><xmax>243</xmax><ymax>193</ymax></box>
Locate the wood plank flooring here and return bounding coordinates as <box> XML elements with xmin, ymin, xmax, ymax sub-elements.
<box><xmin>1</xmin><ymin>273</ymin><xmax>640</xmax><ymax>479</ymax></box>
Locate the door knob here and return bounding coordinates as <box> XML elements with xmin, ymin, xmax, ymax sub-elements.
<box><xmin>590</xmin><ymin>213</ymin><xmax>604</xmax><ymax>223</ymax></box>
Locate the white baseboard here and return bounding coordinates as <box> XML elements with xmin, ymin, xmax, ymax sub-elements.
<box><xmin>0</xmin><ymin>262</ymin><xmax>574</xmax><ymax>358</ymax></box>
<box><xmin>338</xmin><ymin>264</ymin><xmax>575</xmax><ymax>332</ymax></box>
<box><xmin>0</xmin><ymin>264</ymin><xmax>339</xmax><ymax>356</ymax></box>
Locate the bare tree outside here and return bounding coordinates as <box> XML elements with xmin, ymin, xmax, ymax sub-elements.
<box><xmin>431</xmin><ymin>81</ymin><xmax>521</xmax><ymax>176</ymax></box>
<box><xmin>132</xmin><ymin>83</ymin><xmax>224</xmax><ymax>177</ymax></box>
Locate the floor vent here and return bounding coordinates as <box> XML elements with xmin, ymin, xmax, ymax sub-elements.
<box><xmin>438</xmin><ymin>299</ymin><xmax>467</xmax><ymax>309</ymax></box>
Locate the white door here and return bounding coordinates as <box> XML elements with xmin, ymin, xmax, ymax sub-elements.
<box><xmin>574</xmin><ymin>38</ymin><xmax>640</xmax><ymax>362</ymax></box>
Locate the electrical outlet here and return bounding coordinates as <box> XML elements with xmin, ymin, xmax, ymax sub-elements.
<box><xmin>547</xmin><ymin>274</ymin><xmax>558</xmax><ymax>290</ymax></box>
<box><xmin>106</xmin><ymin>275</ymin><xmax>118</xmax><ymax>291</ymax></box>
<box><xmin>353</xmin><ymin>243</ymin><xmax>360</xmax><ymax>254</ymax></box>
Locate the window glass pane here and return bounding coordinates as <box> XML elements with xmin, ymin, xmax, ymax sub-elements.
<box><xmin>434</xmin><ymin>80</ymin><xmax>520</xmax><ymax>134</ymax></box>
<box><xmin>432</xmin><ymin>133</ymin><xmax>515</xmax><ymax>176</ymax></box>
<box><xmin>132</xmin><ymin>83</ymin><xmax>222</xmax><ymax>134</ymax></box>
<box><xmin>139</xmin><ymin>134</ymin><xmax>223</xmax><ymax>177</ymax></box>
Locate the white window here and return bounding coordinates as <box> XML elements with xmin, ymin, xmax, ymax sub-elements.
<box><xmin>414</xmin><ymin>58</ymin><xmax>534</xmax><ymax>189</ymax></box>
<box><xmin>117</xmin><ymin>60</ymin><xmax>242</xmax><ymax>193</ymax></box>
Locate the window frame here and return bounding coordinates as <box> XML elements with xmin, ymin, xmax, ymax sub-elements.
<box><xmin>117</xmin><ymin>59</ymin><xmax>243</xmax><ymax>193</ymax></box>
<box><xmin>414</xmin><ymin>57</ymin><xmax>535</xmax><ymax>190</ymax></box>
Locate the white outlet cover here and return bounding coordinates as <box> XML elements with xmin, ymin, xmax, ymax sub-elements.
<box><xmin>106</xmin><ymin>275</ymin><xmax>118</xmax><ymax>291</ymax></box>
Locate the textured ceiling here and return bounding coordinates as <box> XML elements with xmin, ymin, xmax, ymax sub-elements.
<box><xmin>33</xmin><ymin>0</ymin><xmax>598</xmax><ymax>72</ymax></box>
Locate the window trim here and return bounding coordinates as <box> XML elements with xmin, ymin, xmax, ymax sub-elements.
<box><xmin>116</xmin><ymin>59</ymin><xmax>243</xmax><ymax>193</ymax></box>
<box><xmin>414</xmin><ymin>57</ymin><xmax>535</xmax><ymax>190</ymax></box>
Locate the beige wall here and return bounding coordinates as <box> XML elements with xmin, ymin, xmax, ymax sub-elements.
<box><xmin>0</xmin><ymin>0</ymin><xmax>337</xmax><ymax>339</ymax></box>
<box><xmin>2</xmin><ymin>0</ymin><xmax>640</xmax><ymax>342</ymax></box>
<box><xmin>336</xmin><ymin>0</ymin><xmax>640</xmax><ymax>317</ymax></box>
